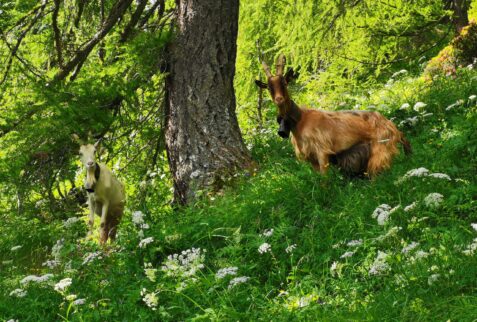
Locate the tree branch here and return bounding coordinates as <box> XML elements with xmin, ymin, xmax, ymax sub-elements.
<box><xmin>52</xmin><ymin>0</ymin><xmax>64</xmax><ymax>68</ymax></box>
<box><xmin>120</xmin><ymin>0</ymin><xmax>148</xmax><ymax>43</ymax></box>
<box><xmin>1</xmin><ymin>2</ymin><xmax>48</xmax><ymax>85</ymax></box>
<box><xmin>53</xmin><ymin>0</ymin><xmax>134</xmax><ymax>81</ymax></box>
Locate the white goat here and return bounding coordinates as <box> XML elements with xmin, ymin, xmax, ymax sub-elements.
<box><xmin>72</xmin><ymin>134</ymin><xmax>125</xmax><ymax>244</ymax></box>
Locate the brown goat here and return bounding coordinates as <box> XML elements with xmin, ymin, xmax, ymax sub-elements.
<box><xmin>255</xmin><ymin>54</ymin><xmax>411</xmax><ymax>176</ymax></box>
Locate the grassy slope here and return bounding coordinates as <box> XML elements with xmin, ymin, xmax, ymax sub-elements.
<box><xmin>1</xmin><ymin>70</ymin><xmax>477</xmax><ymax>321</ymax></box>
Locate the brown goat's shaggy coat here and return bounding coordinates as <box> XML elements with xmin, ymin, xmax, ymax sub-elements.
<box><xmin>256</xmin><ymin>54</ymin><xmax>411</xmax><ymax>176</ymax></box>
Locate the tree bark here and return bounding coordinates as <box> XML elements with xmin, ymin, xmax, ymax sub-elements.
<box><xmin>165</xmin><ymin>0</ymin><xmax>252</xmax><ymax>205</ymax></box>
<box><xmin>444</xmin><ymin>0</ymin><xmax>470</xmax><ymax>33</ymax></box>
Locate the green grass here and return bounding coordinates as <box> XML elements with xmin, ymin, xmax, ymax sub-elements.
<box><xmin>1</xmin><ymin>69</ymin><xmax>477</xmax><ymax>321</ymax></box>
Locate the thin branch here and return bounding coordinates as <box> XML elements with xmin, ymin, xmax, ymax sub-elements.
<box><xmin>1</xmin><ymin>2</ymin><xmax>48</xmax><ymax>85</ymax></box>
<box><xmin>120</xmin><ymin>0</ymin><xmax>148</xmax><ymax>43</ymax></box>
<box><xmin>52</xmin><ymin>0</ymin><xmax>64</xmax><ymax>68</ymax></box>
<box><xmin>53</xmin><ymin>0</ymin><xmax>134</xmax><ymax>81</ymax></box>
<box><xmin>138</xmin><ymin>0</ymin><xmax>164</xmax><ymax>28</ymax></box>
<box><xmin>74</xmin><ymin>0</ymin><xmax>89</xmax><ymax>28</ymax></box>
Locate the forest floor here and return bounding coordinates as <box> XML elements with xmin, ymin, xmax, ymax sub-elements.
<box><xmin>1</xmin><ymin>67</ymin><xmax>477</xmax><ymax>321</ymax></box>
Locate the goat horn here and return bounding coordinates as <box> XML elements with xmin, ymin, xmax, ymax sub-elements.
<box><xmin>261</xmin><ymin>61</ymin><xmax>272</xmax><ymax>78</ymax></box>
<box><xmin>276</xmin><ymin>54</ymin><xmax>286</xmax><ymax>76</ymax></box>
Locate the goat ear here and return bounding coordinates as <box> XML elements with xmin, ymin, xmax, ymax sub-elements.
<box><xmin>98</xmin><ymin>147</ymin><xmax>107</xmax><ymax>156</ymax></box>
<box><xmin>255</xmin><ymin>79</ymin><xmax>268</xmax><ymax>89</ymax></box>
<box><xmin>71</xmin><ymin>134</ymin><xmax>82</xmax><ymax>144</ymax></box>
<box><xmin>285</xmin><ymin>67</ymin><xmax>299</xmax><ymax>83</ymax></box>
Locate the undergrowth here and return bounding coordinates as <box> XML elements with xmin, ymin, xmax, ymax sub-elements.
<box><xmin>1</xmin><ymin>68</ymin><xmax>477</xmax><ymax>321</ymax></box>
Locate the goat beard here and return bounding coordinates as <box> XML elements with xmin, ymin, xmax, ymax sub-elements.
<box><xmin>277</xmin><ymin>116</ymin><xmax>371</xmax><ymax>176</ymax></box>
<box><xmin>85</xmin><ymin>167</ymin><xmax>97</xmax><ymax>189</ymax></box>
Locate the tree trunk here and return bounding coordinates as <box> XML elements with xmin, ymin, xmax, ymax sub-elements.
<box><xmin>445</xmin><ymin>0</ymin><xmax>470</xmax><ymax>33</ymax></box>
<box><xmin>165</xmin><ymin>0</ymin><xmax>252</xmax><ymax>205</ymax></box>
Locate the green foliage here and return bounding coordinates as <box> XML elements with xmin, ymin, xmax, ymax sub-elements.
<box><xmin>2</xmin><ymin>64</ymin><xmax>477</xmax><ymax>320</ymax></box>
<box><xmin>2</xmin><ymin>0</ymin><xmax>477</xmax><ymax>320</ymax></box>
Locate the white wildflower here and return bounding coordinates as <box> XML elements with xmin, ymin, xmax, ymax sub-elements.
<box><xmin>42</xmin><ymin>260</ymin><xmax>61</xmax><ymax>269</ymax></box>
<box><xmin>411</xmin><ymin>250</ymin><xmax>430</xmax><ymax>262</ymax></box>
<box><xmin>428</xmin><ymin>173</ymin><xmax>451</xmax><ymax>180</ymax></box>
<box><xmin>403</xmin><ymin>167</ymin><xmax>430</xmax><ymax>178</ymax></box>
<box><xmin>413</xmin><ymin>102</ymin><xmax>427</xmax><ymax>112</ymax></box>
<box><xmin>144</xmin><ymin>262</ymin><xmax>157</xmax><ymax>282</ymax></box>
<box><xmin>21</xmin><ymin>274</ymin><xmax>54</xmax><ymax>285</ymax></box>
<box><xmin>11</xmin><ymin>245</ymin><xmax>22</xmax><ymax>251</ymax></box>
<box><xmin>428</xmin><ymin>273</ymin><xmax>440</xmax><ymax>285</ymax></box>
<box><xmin>402</xmin><ymin>242</ymin><xmax>419</xmax><ymax>255</ymax></box>
<box><xmin>372</xmin><ymin>204</ymin><xmax>398</xmax><ymax>226</ymax></box>
<box><xmin>139</xmin><ymin>237</ymin><xmax>154</xmax><ymax>248</ymax></box>
<box><xmin>73</xmin><ymin>298</ymin><xmax>86</xmax><ymax>305</ymax></box>
<box><xmin>215</xmin><ymin>267</ymin><xmax>238</xmax><ymax>279</ymax></box>
<box><xmin>132</xmin><ymin>210</ymin><xmax>145</xmax><ymax>225</ymax></box>
<box><xmin>340</xmin><ymin>251</ymin><xmax>355</xmax><ymax>259</ymax></box>
<box><xmin>424</xmin><ymin>193</ymin><xmax>444</xmax><ymax>208</ymax></box>
<box><xmin>51</xmin><ymin>239</ymin><xmax>64</xmax><ymax>261</ymax></box>
<box><xmin>141</xmin><ymin>288</ymin><xmax>158</xmax><ymax>310</ymax></box>
<box><xmin>228</xmin><ymin>276</ymin><xmax>250</xmax><ymax>289</ymax></box>
<box><xmin>258</xmin><ymin>242</ymin><xmax>271</xmax><ymax>254</ymax></box>
<box><xmin>346</xmin><ymin>239</ymin><xmax>363</xmax><ymax>247</ymax></box>
<box><xmin>471</xmin><ymin>223</ymin><xmax>477</xmax><ymax>232</ymax></box>
<box><xmin>399</xmin><ymin>103</ymin><xmax>410</xmax><ymax>110</ymax></box>
<box><xmin>65</xmin><ymin>294</ymin><xmax>77</xmax><ymax>301</ymax></box>
<box><xmin>260</xmin><ymin>228</ymin><xmax>274</xmax><ymax>237</ymax></box>
<box><xmin>82</xmin><ymin>251</ymin><xmax>103</xmax><ymax>265</ymax></box>
<box><xmin>404</xmin><ymin>202</ymin><xmax>417</xmax><ymax>212</ymax></box>
<box><xmin>376</xmin><ymin>226</ymin><xmax>402</xmax><ymax>242</ymax></box>
<box><xmin>9</xmin><ymin>288</ymin><xmax>27</xmax><ymax>298</ymax></box>
<box><xmin>285</xmin><ymin>244</ymin><xmax>297</xmax><ymax>254</ymax></box>
<box><xmin>63</xmin><ymin>217</ymin><xmax>80</xmax><ymax>228</ymax></box>
<box><xmin>298</xmin><ymin>296</ymin><xmax>312</xmax><ymax>308</ymax></box>
<box><xmin>161</xmin><ymin>248</ymin><xmax>206</xmax><ymax>278</ymax></box>
<box><xmin>54</xmin><ymin>278</ymin><xmax>72</xmax><ymax>292</ymax></box>
<box><xmin>462</xmin><ymin>238</ymin><xmax>477</xmax><ymax>256</ymax></box>
<box><xmin>469</xmin><ymin>95</ymin><xmax>476</xmax><ymax>102</ymax></box>
<box><xmin>330</xmin><ymin>261</ymin><xmax>339</xmax><ymax>276</ymax></box>
<box><xmin>369</xmin><ymin>251</ymin><xmax>390</xmax><ymax>275</ymax></box>
<box><xmin>404</xmin><ymin>116</ymin><xmax>419</xmax><ymax>126</ymax></box>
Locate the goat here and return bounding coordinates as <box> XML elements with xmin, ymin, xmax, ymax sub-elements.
<box><xmin>255</xmin><ymin>54</ymin><xmax>411</xmax><ymax>176</ymax></box>
<box><xmin>72</xmin><ymin>134</ymin><xmax>125</xmax><ymax>244</ymax></box>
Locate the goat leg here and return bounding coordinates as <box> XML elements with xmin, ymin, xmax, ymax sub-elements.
<box><xmin>87</xmin><ymin>196</ymin><xmax>95</xmax><ymax>236</ymax></box>
<box><xmin>99</xmin><ymin>202</ymin><xmax>109</xmax><ymax>244</ymax></box>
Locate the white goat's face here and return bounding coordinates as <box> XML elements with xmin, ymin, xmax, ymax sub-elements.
<box><xmin>78</xmin><ymin>143</ymin><xmax>98</xmax><ymax>169</ymax></box>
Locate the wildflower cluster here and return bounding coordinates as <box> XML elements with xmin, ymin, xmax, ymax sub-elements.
<box><xmin>260</xmin><ymin>228</ymin><xmax>274</xmax><ymax>237</ymax></box>
<box><xmin>372</xmin><ymin>204</ymin><xmax>399</xmax><ymax>226</ymax></box>
<box><xmin>21</xmin><ymin>274</ymin><xmax>54</xmax><ymax>285</ymax></box>
<box><xmin>139</xmin><ymin>237</ymin><xmax>154</xmax><ymax>248</ymax></box>
<box><xmin>398</xmin><ymin>167</ymin><xmax>451</xmax><ymax>183</ymax></box>
<box><xmin>215</xmin><ymin>267</ymin><xmax>238</xmax><ymax>279</ymax></box>
<box><xmin>144</xmin><ymin>262</ymin><xmax>157</xmax><ymax>282</ymax></box>
<box><xmin>161</xmin><ymin>248</ymin><xmax>206</xmax><ymax>279</ymax></box>
<box><xmin>402</xmin><ymin>242</ymin><xmax>420</xmax><ymax>255</ymax></box>
<box><xmin>423</xmin><ymin>193</ymin><xmax>444</xmax><ymax>208</ymax></box>
<box><xmin>141</xmin><ymin>288</ymin><xmax>158</xmax><ymax>310</ymax></box>
<box><xmin>369</xmin><ymin>251</ymin><xmax>390</xmax><ymax>275</ymax></box>
<box><xmin>63</xmin><ymin>217</ymin><xmax>80</xmax><ymax>228</ymax></box>
<box><xmin>228</xmin><ymin>276</ymin><xmax>250</xmax><ymax>289</ymax></box>
<box><xmin>132</xmin><ymin>210</ymin><xmax>150</xmax><ymax>238</ymax></box>
<box><xmin>258</xmin><ymin>242</ymin><xmax>271</xmax><ymax>254</ymax></box>
<box><xmin>82</xmin><ymin>251</ymin><xmax>103</xmax><ymax>265</ymax></box>
<box><xmin>54</xmin><ymin>277</ymin><xmax>72</xmax><ymax>292</ymax></box>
